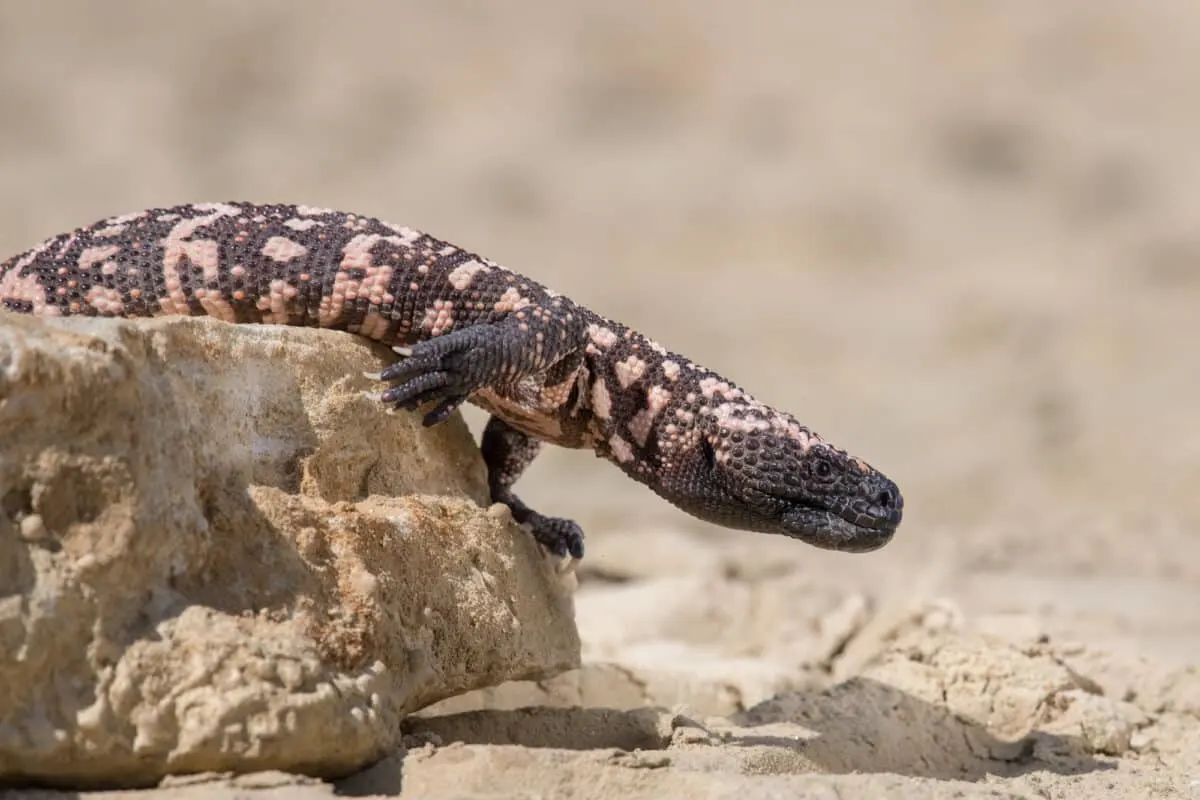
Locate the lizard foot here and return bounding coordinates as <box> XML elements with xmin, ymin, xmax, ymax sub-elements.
<box><xmin>514</xmin><ymin>509</ymin><xmax>585</xmax><ymax>560</ymax></box>
<box><xmin>377</xmin><ymin>328</ymin><xmax>497</xmax><ymax>426</ymax></box>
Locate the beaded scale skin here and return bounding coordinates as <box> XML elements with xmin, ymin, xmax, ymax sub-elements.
<box><xmin>0</xmin><ymin>202</ymin><xmax>903</xmax><ymax>559</ymax></box>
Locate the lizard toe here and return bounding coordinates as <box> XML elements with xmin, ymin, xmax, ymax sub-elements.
<box><xmin>421</xmin><ymin>395</ymin><xmax>467</xmax><ymax>427</ymax></box>
<box><xmin>379</xmin><ymin>371</ymin><xmax>452</xmax><ymax>410</ymax></box>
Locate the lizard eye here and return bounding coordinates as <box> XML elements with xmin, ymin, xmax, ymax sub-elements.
<box><xmin>814</xmin><ymin>460</ymin><xmax>833</xmax><ymax>479</ymax></box>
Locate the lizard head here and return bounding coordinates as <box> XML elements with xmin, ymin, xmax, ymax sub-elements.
<box><xmin>663</xmin><ymin>400</ymin><xmax>903</xmax><ymax>553</ymax></box>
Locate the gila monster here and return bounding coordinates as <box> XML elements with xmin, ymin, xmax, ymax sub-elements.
<box><xmin>0</xmin><ymin>202</ymin><xmax>903</xmax><ymax>559</ymax></box>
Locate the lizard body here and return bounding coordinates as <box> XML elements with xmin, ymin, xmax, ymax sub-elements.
<box><xmin>0</xmin><ymin>202</ymin><xmax>903</xmax><ymax>559</ymax></box>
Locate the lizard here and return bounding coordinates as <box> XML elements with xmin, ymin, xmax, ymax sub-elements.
<box><xmin>0</xmin><ymin>201</ymin><xmax>903</xmax><ymax>560</ymax></box>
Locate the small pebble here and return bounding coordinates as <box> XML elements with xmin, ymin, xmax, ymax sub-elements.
<box><xmin>18</xmin><ymin>514</ymin><xmax>47</xmax><ymax>541</ymax></box>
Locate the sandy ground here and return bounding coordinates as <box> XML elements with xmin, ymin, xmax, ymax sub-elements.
<box><xmin>2</xmin><ymin>1</ymin><xmax>1199</xmax><ymax>797</ymax></box>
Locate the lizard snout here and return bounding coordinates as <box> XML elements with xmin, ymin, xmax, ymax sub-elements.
<box><xmin>848</xmin><ymin>474</ymin><xmax>903</xmax><ymax>531</ymax></box>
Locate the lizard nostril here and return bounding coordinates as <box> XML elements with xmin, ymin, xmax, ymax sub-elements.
<box><xmin>875</xmin><ymin>488</ymin><xmax>895</xmax><ymax>509</ymax></box>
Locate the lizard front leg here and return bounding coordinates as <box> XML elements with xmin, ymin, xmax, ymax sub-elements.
<box><xmin>481</xmin><ymin>416</ymin><xmax>584</xmax><ymax>559</ymax></box>
<box><xmin>373</xmin><ymin>305</ymin><xmax>588</xmax><ymax>558</ymax></box>
<box><xmin>376</xmin><ymin>305</ymin><xmax>584</xmax><ymax>425</ymax></box>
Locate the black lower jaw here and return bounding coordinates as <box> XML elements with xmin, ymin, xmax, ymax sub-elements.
<box><xmin>835</xmin><ymin>504</ymin><xmax>903</xmax><ymax>533</ymax></box>
<box><xmin>833</xmin><ymin>525</ymin><xmax>896</xmax><ymax>553</ymax></box>
<box><xmin>819</xmin><ymin>506</ymin><xmax>899</xmax><ymax>552</ymax></box>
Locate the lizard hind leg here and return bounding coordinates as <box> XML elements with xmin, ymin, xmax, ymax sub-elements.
<box><xmin>481</xmin><ymin>415</ymin><xmax>585</xmax><ymax>560</ymax></box>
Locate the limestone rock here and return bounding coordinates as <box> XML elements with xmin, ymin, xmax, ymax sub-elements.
<box><xmin>0</xmin><ymin>313</ymin><xmax>580</xmax><ymax>788</ymax></box>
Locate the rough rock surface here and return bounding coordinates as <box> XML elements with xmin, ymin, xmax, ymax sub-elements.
<box><xmin>0</xmin><ymin>313</ymin><xmax>580</xmax><ymax>788</ymax></box>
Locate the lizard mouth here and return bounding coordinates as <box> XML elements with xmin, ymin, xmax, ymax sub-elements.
<box><xmin>780</xmin><ymin>499</ymin><xmax>902</xmax><ymax>553</ymax></box>
<box><xmin>835</xmin><ymin>499</ymin><xmax>904</xmax><ymax>532</ymax></box>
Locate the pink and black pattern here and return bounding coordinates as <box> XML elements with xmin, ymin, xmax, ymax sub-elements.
<box><xmin>1</xmin><ymin>202</ymin><xmax>903</xmax><ymax>559</ymax></box>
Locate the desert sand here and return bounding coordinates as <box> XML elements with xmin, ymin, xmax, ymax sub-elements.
<box><xmin>1</xmin><ymin>1</ymin><xmax>1198</xmax><ymax>797</ymax></box>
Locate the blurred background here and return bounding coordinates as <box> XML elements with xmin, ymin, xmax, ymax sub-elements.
<box><xmin>2</xmin><ymin>1</ymin><xmax>1197</xmax><ymax>663</ymax></box>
